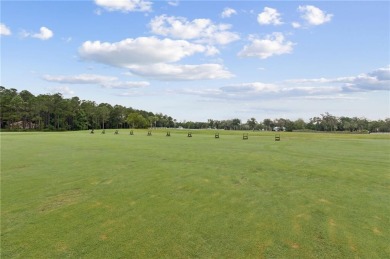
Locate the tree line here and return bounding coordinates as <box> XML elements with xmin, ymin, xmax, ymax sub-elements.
<box><xmin>178</xmin><ymin>114</ymin><xmax>390</xmax><ymax>133</ymax></box>
<box><xmin>1</xmin><ymin>86</ymin><xmax>389</xmax><ymax>132</ymax></box>
<box><xmin>0</xmin><ymin>87</ymin><xmax>175</xmax><ymax>130</ymax></box>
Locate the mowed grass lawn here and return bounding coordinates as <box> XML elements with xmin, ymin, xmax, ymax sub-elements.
<box><xmin>1</xmin><ymin>130</ymin><xmax>389</xmax><ymax>258</ymax></box>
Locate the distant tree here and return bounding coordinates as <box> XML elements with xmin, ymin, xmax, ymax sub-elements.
<box><xmin>263</xmin><ymin>118</ymin><xmax>273</xmax><ymax>131</ymax></box>
<box><xmin>9</xmin><ymin>95</ymin><xmax>24</xmax><ymax>129</ymax></box>
<box><xmin>127</xmin><ymin>113</ymin><xmax>148</xmax><ymax>128</ymax></box>
<box><xmin>148</xmin><ymin>115</ymin><xmax>158</xmax><ymax>128</ymax></box>
<box><xmin>294</xmin><ymin>118</ymin><xmax>306</xmax><ymax>130</ymax></box>
<box><xmin>0</xmin><ymin>87</ymin><xmax>17</xmax><ymax>128</ymax></box>
<box><xmin>232</xmin><ymin>118</ymin><xmax>241</xmax><ymax>130</ymax></box>
<box><xmin>308</xmin><ymin>116</ymin><xmax>322</xmax><ymax>131</ymax></box>
<box><xmin>98</xmin><ymin>103</ymin><xmax>112</xmax><ymax>130</ymax></box>
<box><xmin>167</xmin><ymin>116</ymin><xmax>174</xmax><ymax>128</ymax></box>
<box><xmin>284</xmin><ymin>119</ymin><xmax>295</xmax><ymax>132</ymax></box>
<box><xmin>81</xmin><ymin>100</ymin><xmax>98</xmax><ymax>129</ymax></box>
<box><xmin>321</xmin><ymin>112</ymin><xmax>338</xmax><ymax>131</ymax></box>
<box><xmin>1</xmin><ymin>86</ymin><xmax>389</xmax><ymax>133</ymax></box>
<box><xmin>274</xmin><ymin>118</ymin><xmax>287</xmax><ymax>129</ymax></box>
<box><xmin>109</xmin><ymin>105</ymin><xmax>127</xmax><ymax>129</ymax></box>
<box><xmin>49</xmin><ymin>93</ymin><xmax>65</xmax><ymax>130</ymax></box>
<box><xmin>247</xmin><ymin>117</ymin><xmax>257</xmax><ymax>130</ymax></box>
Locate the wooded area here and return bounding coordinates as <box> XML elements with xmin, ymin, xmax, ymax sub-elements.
<box><xmin>1</xmin><ymin>86</ymin><xmax>389</xmax><ymax>132</ymax></box>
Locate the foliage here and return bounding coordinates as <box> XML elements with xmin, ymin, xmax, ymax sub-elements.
<box><xmin>1</xmin><ymin>86</ymin><xmax>389</xmax><ymax>132</ymax></box>
<box><xmin>127</xmin><ymin>113</ymin><xmax>148</xmax><ymax>129</ymax></box>
<box><xmin>0</xmin><ymin>86</ymin><xmax>172</xmax><ymax>131</ymax></box>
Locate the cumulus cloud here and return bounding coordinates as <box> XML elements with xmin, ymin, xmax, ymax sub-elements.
<box><xmin>238</xmin><ymin>33</ymin><xmax>294</xmax><ymax>59</ymax></box>
<box><xmin>22</xmin><ymin>26</ymin><xmax>53</xmax><ymax>40</ymax></box>
<box><xmin>78</xmin><ymin>36</ymin><xmax>233</xmax><ymax>81</ymax></box>
<box><xmin>149</xmin><ymin>15</ymin><xmax>240</xmax><ymax>45</ymax></box>
<box><xmin>33</xmin><ymin>27</ymin><xmax>53</xmax><ymax>40</ymax></box>
<box><xmin>221</xmin><ymin>7</ymin><xmax>237</xmax><ymax>18</ymax></box>
<box><xmin>42</xmin><ymin>74</ymin><xmax>150</xmax><ymax>89</ymax></box>
<box><xmin>257</xmin><ymin>7</ymin><xmax>283</xmax><ymax>25</ymax></box>
<box><xmin>342</xmin><ymin>67</ymin><xmax>390</xmax><ymax>92</ymax></box>
<box><xmin>298</xmin><ymin>5</ymin><xmax>333</xmax><ymax>26</ymax></box>
<box><xmin>94</xmin><ymin>0</ymin><xmax>152</xmax><ymax>12</ymax></box>
<box><xmin>368</xmin><ymin>66</ymin><xmax>390</xmax><ymax>80</ymax></box>
<box><xmin>205</xmin><ymin>45</ymin><xmax>220</xmax><ymax>56</ymax></box>
<box><xmin>0</xmin><ymin>23</ymin><xmax>11</xmax><ymax>36</ymax></box>
<box><xmin>79</xmin><ymin>37</ymin><xmax>207</xmax><ymax>66</ymax></box>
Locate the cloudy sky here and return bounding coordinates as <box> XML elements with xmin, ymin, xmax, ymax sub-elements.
<box><xmin>1</xmin><ymin>0</ymin><xmax>389</xmax><ymax>121</ymax></box>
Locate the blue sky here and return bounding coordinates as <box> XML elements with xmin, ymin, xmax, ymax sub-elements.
<box><xmin>1</xmin><ymin>0</ymin><xmax>389</xmax><ymax>121</ymax></box>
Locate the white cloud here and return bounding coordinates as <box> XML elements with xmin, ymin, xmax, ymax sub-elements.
<box><xmin>94</xmin><ymin>0</ymin><xmax>152</xmax><ymax>12</ymax></box>
<box><xmin>79</xmin><ymin>37</ymin><xmax>207</xmax><ymax>67</ymax></box>
<box><xmin>257</xmin><ymin>7</ymin><xmax>283</xmax><ymax>25</ymax></box>
<box><xmin>178</xmin><ymin>81</ymin><xmax>342</xmax><ymax>101</ymax></box>
<box><xmin>33</xmin><ymin>27</ymin><xmax>53</xmax><ymax>40</ymax></box>
<box><xmin>21</xmin><ymin>26</ymin><xmax>53</xmax><ymax>40</ymax></box>
<box><xmin>205</xmin><ymin>45</ymin><xmax>220</xmax><ymax>56</ymax></box>
<box><xmin>342</xmin><ymin>68</ymin><xmax>390</xmax><ymax>92</ymax></box>
<box><xmin>177</xmin><ymin>67</ymin><xmax>389</xmax><ymax>101</ymax></box>
<box><xmin>291</xmin><ymin>22</ymin><xmax>301</xmax><ymax>28</ymax></box>
<box><xmin>287</xmin><ymin>66</ymin><xmax>390</xmax><ymax>93</ymax></box>
<box><xmin>149</xmin><ymin>15</ymin><xmax>240</xmax><ymax>45</ymax></box>
<box><xmin>78</xmin><ymin>36</ymin><xmax>233</xmax><ymax>81</ymax></box>
<box><xmin>238</xmin><ymin>33</ymin><xmax>294</xmax><ymax>59</ymax></box>
<box><xmin>368</xmin><ymin>66</ymin><xmax>390</xmax><ymax>80</ymax></box>
<box><xmin>127</xmin><ymin>63</ymin><xmax>234</xmax><ymax>81</ymax></box>
<box><xmin>78</xmin><ymin>35</ymin><xmax>236</xmax><ymax>81</ymax></box>
<box><xmin>221</xmin><ymin>8</ymin><xmax>237</xmax><ymax>18</ymax></box>
<box><xmin>42</xmin><ymin>74</ymin><xmax>149</xmax><ymax>89</ymax></box>
<box><xmin>298</xmin><ymin>5</ymin><xmax>333</xmax><ymax>26</ymax></box>
<box><xmin>0</xmin><ymin>23</ymin><xmax>11</xmax><ymax>36</ymax></box>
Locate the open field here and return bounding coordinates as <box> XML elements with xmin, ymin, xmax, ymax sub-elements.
<box><xmin>1</xmin><ymin>130</ymin><xmax>389</xmax><ymax>258</ymax></box>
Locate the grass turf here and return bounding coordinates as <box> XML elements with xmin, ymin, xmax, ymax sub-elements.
<box><xmin>1</xmin><ymin>130</ymin><xmax>389</xmax><ymax>258</ymax></box>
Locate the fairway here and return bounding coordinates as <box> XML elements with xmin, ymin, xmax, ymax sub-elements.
<box><xmin>1</xmin><ymin>131</ymin><xmax>390</xmax><ymax>258</ymax></box>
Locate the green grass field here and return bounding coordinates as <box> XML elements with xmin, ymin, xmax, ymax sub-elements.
<box><xmin>1</xmin><ymin>130</ymin><xmax>389</xmax><ymax>258</ymax></box>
